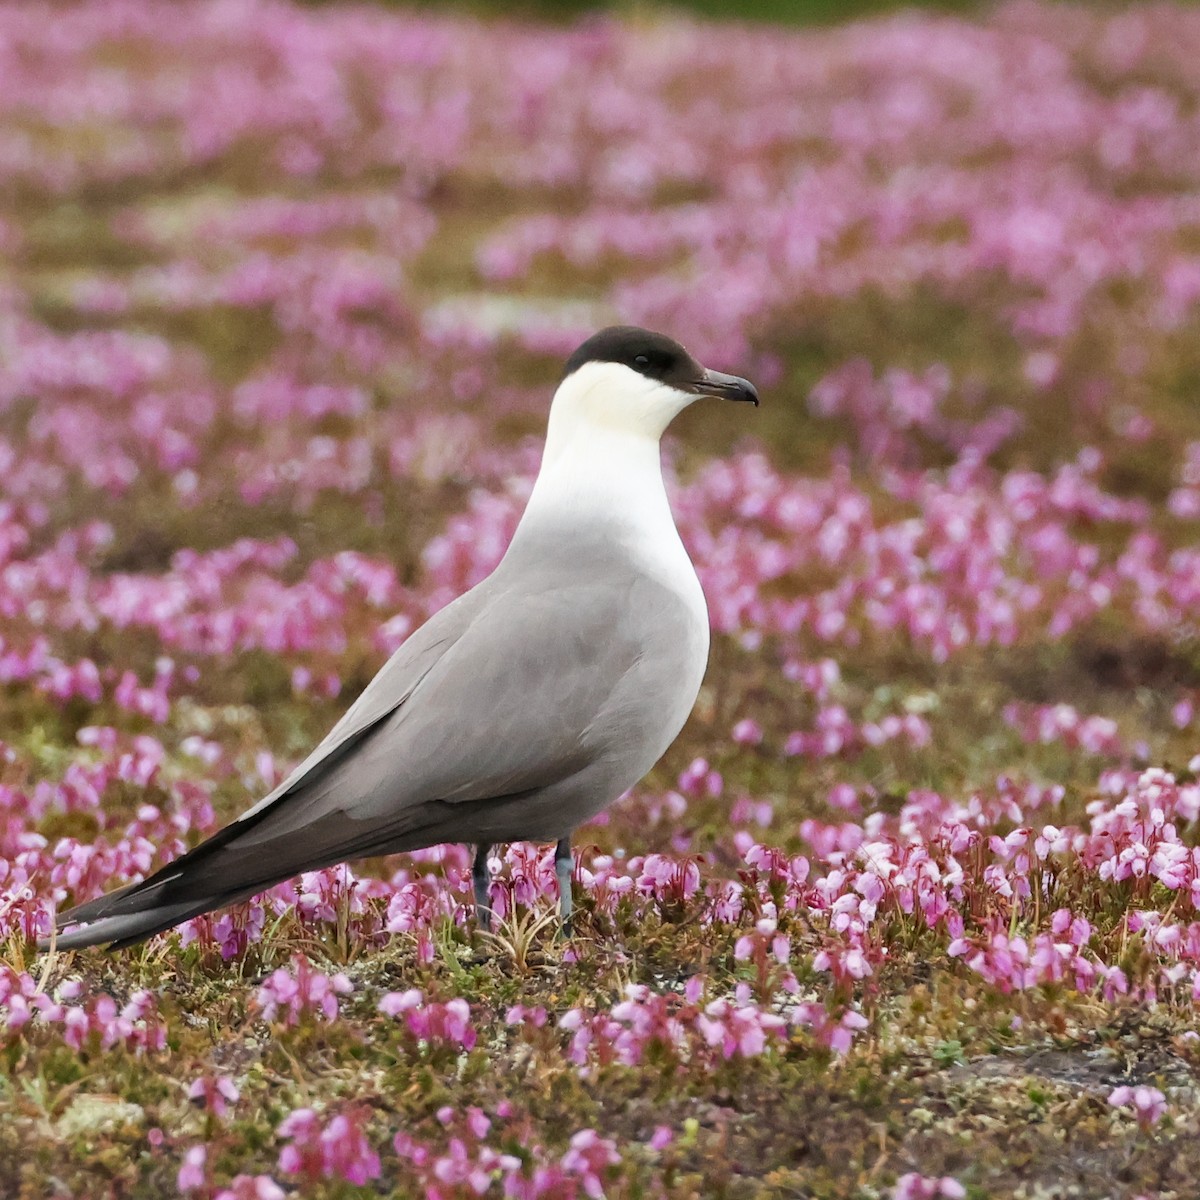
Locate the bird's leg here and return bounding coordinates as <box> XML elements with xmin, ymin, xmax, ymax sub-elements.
<box><xmin>472</xmin><ymin>843</ymin><xmax>493</xmax><ymax>929</ymax></box>
<box><xmin>554</xmin><ymin>837</ymin><xmax>574</xmax><ymax>931</ymax></box>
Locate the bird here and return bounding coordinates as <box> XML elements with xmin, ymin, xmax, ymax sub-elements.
<box><xmin>45</xmin><ymin>325</ymin><xmax>759</xmax><ymax>951</ymax></box>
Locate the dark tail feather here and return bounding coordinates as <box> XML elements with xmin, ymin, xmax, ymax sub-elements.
<box><xmin>48</xmin><ymin>897</ymin><xmax>235</xmax><ymax>952</ymax></box>
<box><xmin>42</xmin><ymin>803</ymin><xmax>442</xmax><ymax>952</ymax></box>
<box><xmin>42</xmin><ymin>818</ymin><xmax>268</xmax><ymax>951</ymax></box>
<box><xmin>43</xmin><ymin>714</ymin><xmax>412</xmax><ymax>952</ymax></box>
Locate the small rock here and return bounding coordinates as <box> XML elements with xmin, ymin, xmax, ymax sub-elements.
<box><xmin>57</xmin><ymin>1095</ymin><xmax>145</xmax><ymax>1139</ymax></box>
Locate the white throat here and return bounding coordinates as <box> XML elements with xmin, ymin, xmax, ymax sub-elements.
<box><xmin>543</xmin><ymin>359</ymin><xmax>695</xmax><ymax>446</ymax></box>
<box><xmin>506</xmin><ymin>362</ymin><xmax>706</xmax><ymax>612</ymax></box>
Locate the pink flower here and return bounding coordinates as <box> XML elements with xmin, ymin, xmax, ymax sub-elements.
<box><xmin>732</xmin><ymin>718</ymin><xmax>763</xmax><ymax>746</ymax></box>
<box><xmin>378</xmin><ymin>990</ymin><xmax>475</xmax><ymax>1050</ymax></box>
<box><xmin>187</xmin><ymin>1075</ymin><xmax>240</xmax><ymax>1118</ymax></box>
<box><xmin>177</xmin><ymin>1146</ymin><xmax>208</xmax><ymax>1193</ymax></box>
<box><xmin>505</xmin><ymin>1003</ymin><xmax>548</xmax><ymax>1027</ymax></box>
<box><xmin>892</xmin><ymin>1173</ymin><xmax>966</xmax><ymax>1200</ymax></box>
<box><xmin>635</xmin><ymin>854</ymin><xmax>700</xmax><ymax>906</ymax></box>
<box><xmin>1108</xmin><ymin>1085</ymin><xmax>1167</xmax><ymax>1129</ymax></box>
<box><xmin>215</xmin><ymin>1178</ymin><xmax>286</xmax><ymax>1200</ymax></box>
<box><xmin>278</xmin><ymin>1107</ymin><xmax>380</xmax><ymax>1186</ymax></box>
<box><xmin>255</xmin><ymin>955</ymin><xmax>352</xmax><ymax>1025</ymax></box>
<box><xmin>560</xmin><ymin>1129</ymin><xmax>621</xmax><ymax>1199</ymax></box>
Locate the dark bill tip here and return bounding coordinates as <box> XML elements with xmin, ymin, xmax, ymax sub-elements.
<box><xmin>691</xmin><ymin>368</ymin><xmax>759</xmax><ymax>407</ymax></box>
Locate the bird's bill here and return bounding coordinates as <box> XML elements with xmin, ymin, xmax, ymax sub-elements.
<box><xmin>690</xmin><ymin>368</ymin><xmax>760</xmax><ymax>407</ymax></box>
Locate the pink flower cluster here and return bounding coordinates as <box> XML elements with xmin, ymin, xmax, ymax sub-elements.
<box><xmin>1</xmin><ymin>968</ymin><xmax>164</xmax><ymax>1054</ymax></box>
<box><xmin>558</xmin><ymin>979</ymin><xmax>787</xmax><ymax>1069</ymax></box>
<box><xmin>178</xmin><ymin>1147</ymin><xmax>285</xmax><ymax>1200</ymax></box>
<box><xmin>393</xmin><ymin>1106</ymin><xmax>620</xmax><ymax>1200</ymax></box>
<box><xmin>277</xmin><ymin>1107</ymin><xmax>381</xmax><ymax>1187</ymax></box>
<box><xmin>892</xmin><ymin>1174</ymin><xmax>966</xmax><ymax>1200</ymax></box>
<box><xmin>379</xmin><ymin>989</ymin><xmax>476</xmax><ymax>1050</ymax></box>
<box><xmin>948</xmin><ymin>919</ymin><xmax>1118</xmax><ymax>999</ymax></box>
<box><xmin>255</xmin><ymin>955</ymin><xmax>353</xmax><ymax>1026</ymax></box>
<box><xmin>1003</xmin><ymin>702</ymin><xmax>1124</xmax><ymax>758</ymax></box>
<box><xmin>711</xmin><ymin>764</ymin><xmax>1200</xmax><ymax>1047</ymax></box>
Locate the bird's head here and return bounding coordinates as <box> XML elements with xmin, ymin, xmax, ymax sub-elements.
<box><xmin>550</xmin><ymin>326</ymin><xmax>758</xmax><ymax>442</ymax></box>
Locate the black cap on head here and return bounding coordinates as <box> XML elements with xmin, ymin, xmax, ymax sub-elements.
<box><xmin>563</xmin><ymin>325</ymin><xmax>759</xmax><ymax>406</ymax></box>
<box><xmin>563</xmin><ymin>326</ymin><xmax>701</xmax><ymax>387</ymax></box>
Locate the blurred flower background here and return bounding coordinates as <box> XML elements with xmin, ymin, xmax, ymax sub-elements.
<box><xmin>4</xmin><ymin>0</ymin><xmax>1200</xmax><ymax>1196</ymax></box>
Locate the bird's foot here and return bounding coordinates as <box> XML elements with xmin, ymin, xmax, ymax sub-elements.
<box><xmin>555</xmin><ymin>837</ymin><xmax>573</xmax><ymax>939</ymax></box>
<box><xmin>472</xmin><ymin>842</ymin><xmax>494</xmax><ymax>933</ymax></box>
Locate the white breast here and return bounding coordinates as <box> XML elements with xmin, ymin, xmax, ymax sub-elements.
<box><xmin>620</xmin><ymin>495</ymin><xmax>709</xmax><ymax>639</ymax></box>
<box><xmin>519</xmin><ymin>420</ymin><xmax>706</xmax><ymax>612</ymax></box>
<box><xmin>509</xmin><ymin>359</ymin><xmax>712</xmax><ymax>683</ymax></box>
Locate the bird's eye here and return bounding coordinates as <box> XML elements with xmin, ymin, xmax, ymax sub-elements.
<box><xmin>634</xmin><ymin>354</ymin><xmax>649</xmax><ymax>366</ymax></box>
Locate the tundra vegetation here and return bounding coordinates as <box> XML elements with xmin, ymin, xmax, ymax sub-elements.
<box><xmin>2</xmin><ymin>2</ymin><xmax>1200</xmax><ymax>1197</ymax></box>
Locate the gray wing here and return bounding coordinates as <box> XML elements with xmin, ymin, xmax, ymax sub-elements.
<box><xmin>233</xmin><ymin>560</ymin><xmax>657</xmax><ymax>842</ymax></box>
<box><xmin>231</xmin><ymin>580</ymin><xmax>491</xmax><ymax>826</ymax></box>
